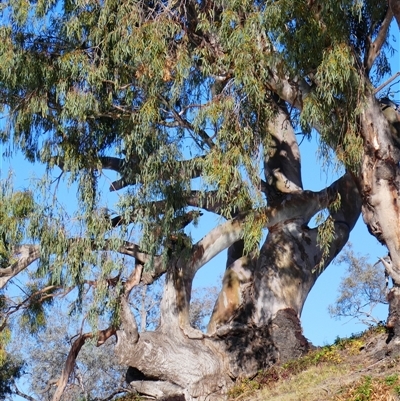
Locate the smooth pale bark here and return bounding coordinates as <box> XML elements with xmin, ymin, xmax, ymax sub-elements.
<box><xmin>357</xmin><ymin>95</ymin><xmax>400</xmax><ymax>340</ymax></box>
<box><xmin>0</xmin><ymin>245</ymin><xmax>40</xmax><ymax>289</ymax></box>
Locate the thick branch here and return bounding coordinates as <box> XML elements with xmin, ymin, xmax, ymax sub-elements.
<box><xmin>374</xmin><ymin>71</ymin><xmax>400</xmax><ymax>94</ymax></box>
<box><xmin>207</xmin><ymin>255</ymin><xmax>253</xmax><ymax>334</ymax></box>
<box><xmin>313</xmin><ymin>172</ymin><xmax>362</xmax><ymax>277</ymax></box>
<box><xmin>55</xmin><ymin>154</ymin><xmax>204</xmax><ymax>193</ymax></box>
<box><xmin>365</xmin><ymin>8</ymin><xmax>393</xmax><ymax>71</ymax></box>
<box><xmin>124</xmin><ymin>263</ymin><xmax>143</xmax><ymax>296</ymax></box>
<box><xmin>98</xmin><ymin>156</ymin><xmax>125</xmax><ymax>172</ymax></box>
<box><xmin>110</xmin><ymin>208</ymin><xmax>201</xmax><ymax>231</ymax></box>
<box><xmin>109</xmin><ymin>155</ymin><xmax>204</xmax><ymax>192</ymax></box>
<box><xmin>186</xmin><ymin>179</ymin><xmax>342</xmax><ymax>277</ymax></box>
<box><xmin>329</xmin><ymin>173</ymin><xmax>362</xmax><ymax>235</ymax></box>
<box><xmin>265</xmin><ymin>69</ymin><xmax>311</xmax><ymax>110</ymax></box>
<box><xmin>0</xmin><ymin>245</ymin><xmax>40</xmax><ymax>289</ymax></box>
<box><xmin>117</xmin><ymin>241</ymin><xmax>165</xmax><ymax>276</ymax></box>
<box><xmin>119</xmin><ymin>296</ymin><xmax>140</xmax><ymax>344</ymax></box>
<box><xmin>186</xmin><ymin>190</ymin><xmax>223</xmax><ymax>213</ymax></box>
<box><xmin>264</xmin><ymin>102</ymin><xmax>303</xmax><ymax>203</ymax></box>
<box><xmin>1</xmin><ymin>238</ymin><xmax>163</xmax><ymax>292</ymax></box>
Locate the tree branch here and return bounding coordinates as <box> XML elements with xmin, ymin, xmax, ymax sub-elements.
<box><xmin>265</xmin><ymin>68</ymin><xmax>311</xmax><ymax>110</ymax></box>
<box><xmin>374</xmin><ymin>71</ymin><xmax>400</xmax><ymax>94</ymax></box>
<box><xmin>124</xmin><ymin>263</ymin><xmax>143</xmax><ymax>296</ymax></box>
<box><xmin>51</xmin><ymin>328</ymin><xmax>116</xmax><ymax>401</ymax></box>
<box><xmin>365</xmin><ymin>8</ymin><xmax>393</xmax><ymax>71</ymax></box>
<box><xmin>185</xmin><ymin>179</ymin><xmax>343</xmax><ymax>277</ymax></box>
<box><xmin>0</xmin><ymin>285</ymin><xmax>64</xmax><ymax>332</ymax></box>
<box><xmin>109</xmin><ymin>155</ymin><xmax>204</xmax><ymax>192</ymax></box>
<box><xmin>389</xmin><ymin>0</ymin><xmax>400</xmax><ymax>29</ymax></box>
<box><xmin>264</xmin><ymin>102</ymin><xmax>303</xmax><ymax>204</ymax></box>
<box><xmin>158</xmin><ymin>94</ymin><xmax>215</xmax><ymax>149</ymax></box>
<box><xmin>0</xmin><ymin>245</ymin><xmax>40</xmax><ymax>289</ymax></box>
<box><xmin>93</xmin><ymin>388</ymin><xmax>130</xmax><ymax>401</ymax></box>
<box><xmin>116</xmin><ymin>241</ymin><xmax>163</xmax><ymax>271</ymax></box>
<box><xmin>12</xmin><ymin>381</ymin><xmax>37</xmax><ymax>401</ymax></box>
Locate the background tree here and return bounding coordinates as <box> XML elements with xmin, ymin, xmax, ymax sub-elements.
<box><xmin>4</xmin><ymin>283</ymin><xmax>217</xmax><ymax>401</ymax></box>
<box><xmin>328</xmin><ymin>244</ymin><xmax>388</xmax><ymax>327</ymax></box>
<box><xmin>0</xmin><ymin>333</ymin><xmax>23</xmax><ymax>401</ymax></box>
<box><xmin>7</xmin><ymin>311</ymin><xmax>128</xmax><ymax>401</ymax></box>
<box><xmin>0</xmin><ymin>0</ymin><xmax>399</xmax><ymax>399</ymax></box>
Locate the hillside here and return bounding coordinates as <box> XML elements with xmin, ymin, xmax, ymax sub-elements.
<box><xmin>228</xmin><ymin>326</ymin><xmax>400</xmax><ymax>401</ymax></box>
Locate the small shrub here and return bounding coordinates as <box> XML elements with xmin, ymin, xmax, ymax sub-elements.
<box><xmin>385</xmin><ymin>374</ymin><xmax>399</xmax><ymax>386</ymax></box>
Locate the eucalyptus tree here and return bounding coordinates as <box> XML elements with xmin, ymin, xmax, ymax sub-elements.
<box><xmin>0</xmin><ymin>0</ymin><xmax>399</xmax><ymax>399</ymax></box>
<box><xmin>328</xmin><ymin>244</ymin><xmax>388</xmax><ymax>326</ymax></box>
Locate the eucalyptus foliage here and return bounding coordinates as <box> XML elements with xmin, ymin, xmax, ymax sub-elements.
<box><xmin>0</xmin><ymin>0</ymin><xmax>390</xmax><ymax>262</ymax></box>
<box><xmin>0</xmin><ymin>0</ymin><xmax>397</xmax><ymax>396</ymax></box>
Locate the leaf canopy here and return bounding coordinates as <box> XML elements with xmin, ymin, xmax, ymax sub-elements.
<box><xmin>0</xmin><ymin>0</ymin><xmax>395</xmax><ymax>328</ymax></box>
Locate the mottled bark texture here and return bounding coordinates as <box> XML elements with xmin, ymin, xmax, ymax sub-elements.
<box><xmin>114</xmin><ymin>104</ymin><xmax>361</xmax><ymax>400</ymax></box>
<box><xmin>358</xmin><ymin>96</ymin><xmax>400</xmax><ymax>343</ymax></box>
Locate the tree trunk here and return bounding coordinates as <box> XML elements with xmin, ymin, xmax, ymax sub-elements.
<box><xmin>112</xmin><ymin>100</ymin><xmax>361</xmax><ymax>400</ymax></box>
<box><xmin>115</xmin><ymin>241</ymin><xmax>310</xmax><ymax>400</ymax></box>
<box><xmin>358</xmin><ymin>95</ymin><xmax>400</xmax><ymax>343</ymax></box>
<box><xmin>114</xmin><ymin>173</ymin><xmax>360</xmax><ymax>400</ymax></box>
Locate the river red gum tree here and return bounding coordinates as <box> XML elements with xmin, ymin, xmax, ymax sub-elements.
<box><xmin>0</xmin><ymin>0</ymin><xmax>398</xmax><ymax>399</ymax></box>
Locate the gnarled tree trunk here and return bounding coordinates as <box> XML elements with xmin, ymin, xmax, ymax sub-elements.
<box><xmin>114</xmin><ymin>103</ymin><xmax>361</xmax><ymax>400</ymax></box>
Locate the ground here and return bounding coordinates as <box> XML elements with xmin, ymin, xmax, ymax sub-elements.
<box><xmin>228</xmin><ymin>325</ymin><xmax>400</xmax><ymax>401</ymax></box>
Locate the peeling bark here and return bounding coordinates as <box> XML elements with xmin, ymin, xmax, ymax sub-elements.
<box><xmin>357</xmin><ymin>95</ymin><xmax>400</xmax><ymax>340</ymax></box>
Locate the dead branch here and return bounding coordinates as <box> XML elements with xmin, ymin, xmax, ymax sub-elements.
<box><xmin>51</xmin><ymin>327</ymin><xmax>116</xmax><ymax>401</ymax></box>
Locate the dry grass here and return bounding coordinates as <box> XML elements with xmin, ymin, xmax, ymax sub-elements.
<box><xmin>334</xmin><ymin>375</ymin><xmax>400</xmax><ymax>401</ymax></box>
<box><xmin>253</xmin><ymin>364</ymin><xmax>348</xmax><ymax>401</ymax></box>
<box><xmin>229</xmin><ymin>326</ymin><xmax>400</xmax><ymax>401</ymax></box>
